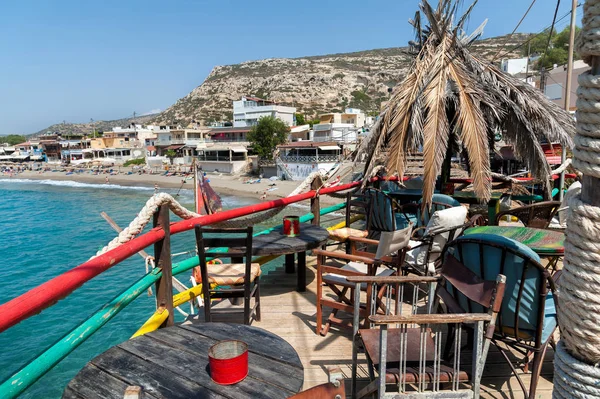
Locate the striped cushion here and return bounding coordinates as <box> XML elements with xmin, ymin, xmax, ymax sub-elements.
<box><xmin>205</xmin><ymin>263</ymin><xmax>261</xmax><ymax>286</ymax></box>
<box><xmin>328</xmin><ymin>227</ymin><xmax>368</xmax><ymax>241</ymax></box>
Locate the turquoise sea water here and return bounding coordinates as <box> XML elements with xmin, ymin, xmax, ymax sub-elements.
<box><xmin>0</xmin><ymin>179</ymin><xmax>306</xmax><ymax>398</ymax></box>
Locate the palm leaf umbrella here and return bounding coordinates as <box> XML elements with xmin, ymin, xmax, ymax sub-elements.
<box><xmin>358</xmin><ymin>0</ymin><xmax>575</xmax><ymax>208</ymax></box>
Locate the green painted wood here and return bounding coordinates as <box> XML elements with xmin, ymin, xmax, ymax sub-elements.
<box><xmin>464</xmin><ymin>226</ymin><xmax>565</xmax><ymax>255</ymax></box>
<box><xmin>0</xmin><ymin>202</ymin><xmax>345</xmax><ymax>399</ymax></box>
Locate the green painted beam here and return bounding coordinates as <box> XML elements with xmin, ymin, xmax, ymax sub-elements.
<box><xmin>0</xmin><ymin>202</ymin><xmax>345</xmax><ymax>398</ymax></box>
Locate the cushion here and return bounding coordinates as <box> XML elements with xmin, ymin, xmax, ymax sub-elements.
<box><xmin>328</xmin><ymin>227</ymin><xmax>368</xmax><ymax>242</ymax></box>
<box><xmin>405</xmin><ymin>240</ymin><xmax>437</xmax><ymax>274</ymax></box>
<box><xmin>204</xmin><ymin>263</ymin><xmax>261</xmax><ymax>286</ymax></box>
<box><xmin>405</xmin><ymin>206</ymin><xmax>467</xmax><ymax>273</ymax></box>
<box><xmin>375</xmin><ymin>224</ymin><xmax>413</xmax><ymax>259</ymax></box>
<box><xmin>425</xmin><ymin>206</ymin><xmax>468</xmax><ymax>254</ymax></box>
<box><xmin>323</xmin><ymin>261</ymin><xmax>395</xmax><ymax>289</ymax></box>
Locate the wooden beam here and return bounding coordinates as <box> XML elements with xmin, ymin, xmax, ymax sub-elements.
<box><xmin>153</xmin><ymin>206</ymin><xmax>174</xmax><ymax>327</ymax></box>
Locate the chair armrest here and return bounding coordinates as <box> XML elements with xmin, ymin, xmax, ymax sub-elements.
<box><xmin>411</xmin><ymin>226</ymin><xmax>428</xmax><ymax>239</ymax></box>
<box><xmin>347</xmin><ymin>236</ymin><xmax>380</xmax><ymax>246</ymax></box>
<box><xmin>313</xmin><ymin>249</ymin><xmax>376</xmax><ymax>264</ymax></box>
<box><xmin>369</xmin><ymin>313</ymin><xmax>492</xmax><ymax>325</ymax></box>
<box><xmin>346</xmin><ymin>275</ymin><xmax>441</xmax><ymax>284</ymax></box>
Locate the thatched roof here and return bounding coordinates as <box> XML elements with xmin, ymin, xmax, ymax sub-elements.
<box><xmin>357</xmin><ymin>0</ymin><xmax>575</xmax><ymax>207</ymax></box>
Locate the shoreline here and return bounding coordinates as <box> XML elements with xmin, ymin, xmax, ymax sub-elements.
<box><xmin>0</xmin><ymin>170</ymin><xmax>344</xmax><ymax>206</ymax></box>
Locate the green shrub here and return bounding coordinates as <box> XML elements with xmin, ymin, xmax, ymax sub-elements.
<box><xmin>123</xmin><ymin>158</ymin><xmax>146</xmax><ymax>166</ymax></box>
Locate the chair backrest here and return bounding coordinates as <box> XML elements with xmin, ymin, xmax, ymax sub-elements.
<box><xmin>417</xmin><ymin>193</ymin><xmax>461</xmax><ymax>227</ymax></box>
<box><xmin>374</xmin><ymin>224</ymin><xmax>413</xmax><ymax>260</ymax></box>
<box><xmin>364</xmin><ymin>188</ymin><xmax>399</xmax><ymax>233</ymax></box>
<box><xmin>345</xmin><ymin>190</ymin><xmax>370</xmax><ymax>228</ymax></box>
<box><xmin>194</xmin><ymin>226</ymin><xmax>254</xmax><ymax>284</ymax></box>
<box><xmin>495</xmin><ymin>201</ymin><xmax>561</xmax><ymax>228</ymax></box>
<box><xmin>442</xmin><ymin>233</ymin><xmax>553</xmax><ymax>347</ymax></box>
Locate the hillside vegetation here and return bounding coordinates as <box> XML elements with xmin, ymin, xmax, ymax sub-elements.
<box><xmin>155</xmin><ymin>34</ymin><xmax>530</xmax><ymax>125</ymax></box>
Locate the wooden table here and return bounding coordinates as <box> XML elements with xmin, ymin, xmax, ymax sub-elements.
<box><xmin>464</xmin><ymin>226</ymin><xmax>565</xmax><ymax>257</ymax></box>
<box><xmin>251</xmin><ymin>223</ymin><xmax>329</xmax><ymax>292</ymax></box>
<box><xmin>64</xmin><ymin>323</ymin><xmax>304</xmax><ymax>399</ymax></box>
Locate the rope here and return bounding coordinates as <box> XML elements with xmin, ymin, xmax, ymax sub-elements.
<box><xmin>553</xmin><ymin>341</ymin><xmax>600</xmax><ymax>398</ymax></box>
<box><xmin>554</xmin><ymin>0</ymin><xmax>600</xmax><ymax>391</ymax></box>
<box><xmin>92</xmin><ymin>170</ymin><xmax>345</xmax><ymax>258</ymax></box>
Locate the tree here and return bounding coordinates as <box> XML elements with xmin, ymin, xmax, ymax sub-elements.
<box><xmin>165</xmin><ymin>149</ymin><xmax>177</xmax><ymax>165</ymax></box>
<box><xmin>0</xmin><ymin>135</ymin><xmax>26</xmax><ymax>145</ymax></box>
<box><xmin>294</xmin><ymin>113</ymin><xmax>306</xmax><ymax>126</ymax></box>
<box><xmin>247</xmin><ymin>116</ymin><xmax>290</xmax><ymax>160</ymax></box>
<box><xmin>524</xmin><ymin>26</ymin><xmax>582</xmax><ymax>69</ymax></box>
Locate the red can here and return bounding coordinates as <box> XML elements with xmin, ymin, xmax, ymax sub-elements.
<box><xmin>208</xmin><ymin>340</ymin><xmax>248</xmax><ymax>385</ymax></box>
<box><xmin>283</xmin><ymin>216</ymin><xmax>300</xmax><ymax>237</ymax></box>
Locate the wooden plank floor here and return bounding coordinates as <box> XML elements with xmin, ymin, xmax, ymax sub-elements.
<box><xmin>185</xmin><ymin>255</ymin><xmax>555</xmax><ymax>398</ymax></box>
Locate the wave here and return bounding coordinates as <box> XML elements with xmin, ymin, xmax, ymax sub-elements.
<box><xmin>0</xmin><ymin>178</ymin><xmax>158</xmax><ymax>191</ymax></box>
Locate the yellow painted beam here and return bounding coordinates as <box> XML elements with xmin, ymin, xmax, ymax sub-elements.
<box><xmin>131</xmin><ymin>307</ymin><xmax>169</xmax><ymax>338</ymax></box>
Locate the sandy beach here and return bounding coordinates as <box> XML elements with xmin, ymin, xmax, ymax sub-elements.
<box><xmin>0</xmin><ymin>168</ymin><xmax>344</xmax><ymax>206</ymax></box>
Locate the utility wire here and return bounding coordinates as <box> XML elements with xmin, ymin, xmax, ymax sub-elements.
<box><xmin>538</xmin><ymin>0</ymin><xmax>562</xmax><ymax>72</ymax></box>
<box><xmin>494</xmin><ymin>3</ymin><xmax>581</xmax><ymax>61</ymax></box>
<box><xmin>490</xmin><ymin>0</ymin><xmax>538</xmax><ymax>63</ymax></box>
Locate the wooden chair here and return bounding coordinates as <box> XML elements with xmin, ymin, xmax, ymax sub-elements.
<box><xmin>442</xmin><ymin>234</ymin><xmax>558</xmax><ymax>399</ymax></box>
<box><xmin>349</xmin><ymin>257</ymin><xmax>506</xmax><ymax>398</ymax></box>
<box><xmin>194</xmin><ymin>226</ymin><xmax>261</xmax><ymax>325</ymax></box>
<box><xmin>288</xmin><ymin>368</ymin><xmax>346</xmax><ymax>398</ymax></box>
<box><xmin>495</xmin><ymin>201</ymin><xmax>561</xmax><ymax>228</ymax></box>
<box><xmin>315</xmin><ymin>226</ymin><xmax>413</xmax><ymax>336</ymax></box>
<box><xmin>328</xmin><ymin>190</ymin><xmax>371</xmax><ymax>248</ymax></box>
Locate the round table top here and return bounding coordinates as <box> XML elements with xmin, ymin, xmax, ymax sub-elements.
<box><xmin>64</xmin><ymin>323</ymin><xmax>304</xmax><ymax>399</ymax></box>
<box><xmin>251</xmin><ymin>223</ymin><xmax>329</xmax><ymax>256</ymax></box>
<box><xmin>464</xmin><ymin>226</ymin><xmax>565</xmax><ymax>256</ymax></box>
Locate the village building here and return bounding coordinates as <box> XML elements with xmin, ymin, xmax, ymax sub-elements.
<box><xmin>232</xmin><ymin>96</ymin><xmax>295</xmax><ymax>127</ymax></box>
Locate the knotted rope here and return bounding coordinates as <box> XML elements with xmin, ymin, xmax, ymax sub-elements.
<box><xmin>92</xmin><ymin>171</ymin><xmax>351</xmax><ymax>258</ymax></box>
<box><xmin>554</xmin><ymin>0</ymin><xmax>600</xmax><ymax>396</ymax></box>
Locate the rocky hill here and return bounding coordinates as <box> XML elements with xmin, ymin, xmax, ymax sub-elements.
<box><xmin>33</xmin><ymin>113</ymin><xmax>158</xmax><ymax>137</ymax></box>
<box><xmin>155</xmin><ymin>34</ymin><xmax>530</xmax><ymax>125</ymax></box>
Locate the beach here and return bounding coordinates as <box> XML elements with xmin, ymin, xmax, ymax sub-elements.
<box><xmin>0</xmin><ymin>169</ymin><xmax>344</xmax><ymax>205</ymax></box>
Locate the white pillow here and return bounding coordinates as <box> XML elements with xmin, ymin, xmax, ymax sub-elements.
<box><xmin>425</xmin><ymin>206</ymin><xmax>468</xmax><ymax>254</ymax></box>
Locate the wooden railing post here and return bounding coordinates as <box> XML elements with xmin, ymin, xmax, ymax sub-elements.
<box><xmin>153</xmin><ymin>205</ymin><xmax>174</xmax><ymax>327</ymax></box>
<box><xmin>311</xmin><ymin>177</ymin><xmax>321</xmax><ymax>226</ymax></box>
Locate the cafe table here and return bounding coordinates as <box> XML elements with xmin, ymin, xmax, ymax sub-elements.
<box><xmin>463</xmin><ymin>226</ymin><xmax>565</xmax><ymax>270</ymax></box>
<box><xmin>251</xmin><ymin>223</ymin><xmax>329</xmax><ymax>292</ymax></box>
<box><xmin>63</xmin><ymin>323</ymin><xmax>304</xmax><ymax>399</ymax></box>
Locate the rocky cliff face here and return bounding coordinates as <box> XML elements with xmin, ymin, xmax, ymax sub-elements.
<box><xmin>156</xmin><ymin>34</ymin><xmax>530</xmax><ymax>125</ymax></box>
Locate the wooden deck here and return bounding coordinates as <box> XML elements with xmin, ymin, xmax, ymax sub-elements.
<box><xmin>185</xmin><ymin>255</ymin><xmax>555</xmax><ymax>398</ymax></box>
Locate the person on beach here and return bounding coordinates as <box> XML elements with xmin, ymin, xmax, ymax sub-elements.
<box><xmin>105</xmin><ymin>176</ymin><xmax>109</xmax><ymax>184</ymax></box>
<box><xmin>154</xmin><ymin>183</ymin><xmax>159</xmax><ymax>193</ymax></box>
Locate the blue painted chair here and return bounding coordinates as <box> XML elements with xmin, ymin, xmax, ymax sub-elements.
<box><xmin>442</xmin><ymin>233</ymin><xmax>558</xmax><ymax>399</ymax></box>
<box><xmin>397</xmin><ymin>193</ymin><xmax>461</xmax><ymax>232</ymax></box>
<box><xmin>364</xmin><ymin>188</ymin><xmax>407</xmax><ymax>236</ymax></box>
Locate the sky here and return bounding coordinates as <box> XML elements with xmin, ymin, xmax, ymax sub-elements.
<box><xmin>0</xmin><ymin>0</ymin><xmax>582</xmax><ymax>135</ymax></box>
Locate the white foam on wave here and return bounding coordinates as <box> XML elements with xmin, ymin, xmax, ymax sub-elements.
<box><xmin>0</xmin><ymin>178</ymin><xmax>156</xmax><ymax>191</ymax></box>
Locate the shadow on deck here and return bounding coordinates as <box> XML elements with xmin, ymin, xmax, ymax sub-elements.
<box><xmin>184</xmin><ymin>256</ymin><xmax>555</xmax><ymax>398</ymax></box>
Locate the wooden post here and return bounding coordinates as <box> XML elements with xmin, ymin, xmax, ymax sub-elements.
<box><xmin>153</xmin><ymin>205</ymin><xmax>174</xmax><ymax>327</ymax></box>
<box><xmin>311</xmin><ymin>177</ymin><xmax>321</xmax><ymax>226</ymax></box>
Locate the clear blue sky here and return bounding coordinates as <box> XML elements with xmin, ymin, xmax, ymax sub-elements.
<box><xmin>0</xmin><ymin>0</ymin><xmax>582</xmax><ymax>135</ymax></box>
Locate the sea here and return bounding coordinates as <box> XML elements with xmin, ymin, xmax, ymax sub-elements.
<box><xmin>0</xmin><ymin>179</ymin><xmax>309</xmax><ymax>398</ymax></box>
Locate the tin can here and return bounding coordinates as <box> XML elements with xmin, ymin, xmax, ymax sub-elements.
<box><xmin>208</xmin><ymin>340</ymin><xmax>248</xmax><ymax>385</ymax></box>
<box><xmin>283</xmin><ymin>216</ymin><xmax>300</xmax><ymax>237</ymax></box>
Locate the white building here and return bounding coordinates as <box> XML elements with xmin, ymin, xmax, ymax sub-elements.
<box><xmin>232</xmin><ymin>96</ymin><xmax>296</xmax><ymax>127</ymax></box>
<box><xmin>312</xmin><ymin>108</ymin><xmax>365</xmax><ymax>144</ymax></box>
<box><xmin>500</xmin><ymin>57</ymin><xmax>529</xmax><ymax>75</ymax></box>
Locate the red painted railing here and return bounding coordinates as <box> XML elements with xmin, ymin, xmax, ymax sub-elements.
<box><xmin>0</xmin><ymin>181</ymin><xmax>360</xmax><ymax>333</ymax></box>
